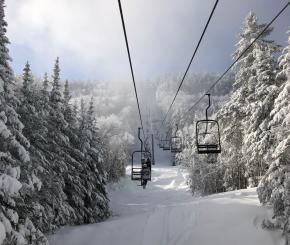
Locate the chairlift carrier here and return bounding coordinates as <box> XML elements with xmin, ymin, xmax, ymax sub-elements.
<box><xmin>162</xmin><ymin>138</ymin><xmax>170</xmax><ymax>151</ymax></box>
<box><xmin>196</xmin><ymin>94</ymin><xmax>221</xmax><ymax>154</ymax></box>
<box><xmin>131</xmin><ymin>128</ymin><xmax>152</xmax><ymax>188</ymax></box>
<box><xmin>158</xmin><ymin>135</ymin><xmax>165</xmax><ymax>149</ymax></box>
<box><xmin>170</xmin><ymin>124</ymin><xmax>183</xmax><ymax>153</ymax></box>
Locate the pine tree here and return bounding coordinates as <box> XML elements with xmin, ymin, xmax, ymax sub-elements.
<box><xmin>63</xmin><ymin>80</ymin><xmax>70</xmax><ymax>104</ymax></box>
<box><xmin>22</xmin><ymin>62</ymin><xmax>33</xmax><ymax>94</ymax></box>
<box><xmin>50</xmin><ymin>57</ymin><xmax>62</xmax><ymax>107</ymax></box>
<box><xmin>242</xmin><ymin>28</ymin><xmax>280</xmax><ymax>185</ymax></box>
<box><xmin>258</xmin><ymin>28</ymin><xmax>290</xmax><ymax>239</ymax></box>
<box><xmin>18</xmin><ymin>62</ymin><xmax>38</xmax><ymax>140</ymax></box>
<box><xmin>0</xmin><ymin>1</ymin><xmax>47</xmax><ymax>243</ymax></box>
<box><xmin>217</xmin><ymin>12</ymin><xmax>279</xmax><ymax>189</ymax></box>
<box><xmin>42</xmin><ymin>72</ymin><xmax>49</xmax><ymax>100</ymax></box>
<box><xmin>0</xmin><ymin>0</ymin><xmax>13</xmax><ymax>97</ymax></box>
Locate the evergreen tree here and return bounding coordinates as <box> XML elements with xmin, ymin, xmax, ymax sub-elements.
<box><xmin>50</xmin><ymin>57</ymin><xmax>62</xmax><ymax>105</ymax></box>
<box><xmin>41</xmin><ymin>72</ymin><xmax>49</xmax><ymax>101</ymax></box>
<box><xmin>22</xmin><ymin>62</ymin><xmax>33</xmax><ymax>95</ymax></box>
<box><xmin>258</xmin><ymin>28</ymin><xmax>290</xmax><ymax>240</ymax></box>
<box><xmin>217</xmin><ymin>12</ymin><xmax>279</xmax><ymax>189</ymax></box>
<box><xmin>63</xmin><ymin>80</ymin><xmax>70</xmax><ymax>104</ymax></box>
<box><xmin>242</xmin><ymin>29</ymin><xmax>280</xmax><ymax>186</ymax></box>
<box><xmin>0</xmin><ymin>1</ymin><xmax>47</xmax><ymax>243</ymax></box>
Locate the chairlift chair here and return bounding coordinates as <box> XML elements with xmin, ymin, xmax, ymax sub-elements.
<box><xmin>131</xmin><ymin>150</ymin><xmax>151</xmax><ymax>181</ymax></box>
<box><xmin>196</xmin><ymin>94</ymin><xmax>221</xmax><ymax>154</ymax></box>
<box><xmin>159</xmin><ymin>139</ymin><xmax>164</xmax><ymax>149</ymax></box>
<box><xmin>170</xmin><ymin>124</ymin><xmax>183</xmax><ymax>153</ymax></box>
<box><xmin>131</xmin><ymin>128</ymin><xmax>152</xmax><ymax>188</ymax></box>
<box><xmin>171</xmin><ymin>137</ymin><xmax>183</xmax><ymax>153</ymax></box>
<box><xmin>162</xmin><ymin>139</ymin><xmax>170</xmax><ymax>151</ymax></box>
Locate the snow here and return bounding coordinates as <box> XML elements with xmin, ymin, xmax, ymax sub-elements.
<box><xmin>49</xmin><ymin>147</ymin><xmax>282</xmax><ymax>245</ymax></box>
<box><xmin>0</xmin><ymin>174</ymin><xmax>22</xmax><ymax>196</ymax></box>
<box><xmin>6</xmin><ymin>166</ymin><xmax>21</xmax><ymax>179</ymax></box>
<box><xmin>0</xmin><ymin>212</ymin><xmax>12</xmax><ymax>233</ymax></box>
<box><xmin>12</xmin><ymin>231</ymin><xmax>26</xmax><ymax>245</ymax></box>
<box><xmin>0</xmin><ymin>222</ymin><xmax>6</xmax><ymax>244</ymax></box>
<box><xmin>29</xmin><ymin>173</ymin><xmax>42</xmax><ymax>191</ymax></box>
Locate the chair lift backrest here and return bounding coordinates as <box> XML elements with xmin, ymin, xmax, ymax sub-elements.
<box><xmin>205</xmin><ymin>93</ymin><xmax>210</xmax><ymax>134</ymax></box>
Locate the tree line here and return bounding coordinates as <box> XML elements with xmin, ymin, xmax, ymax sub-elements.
<box><xmin>0</xmin><ymin>1</ymin><xmax>127</xmax><ymax>243</ymax></box>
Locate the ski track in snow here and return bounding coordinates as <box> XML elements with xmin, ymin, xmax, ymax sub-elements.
<box><xmin>49</xmin><ymin>147</ymin><xmax>282</xmax><ymax>245</ymax></box>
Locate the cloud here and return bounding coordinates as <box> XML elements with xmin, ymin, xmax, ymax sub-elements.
<box><xmin>6</xmin><ymin>0</ymin><xmax>290</xmax><ymax>81</ymax></box>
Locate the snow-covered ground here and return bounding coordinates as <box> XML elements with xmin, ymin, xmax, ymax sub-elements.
<box><xmin>49</xmin><ymin>148</ymin><xmax>282</xmax><ymax>245</ymax></box>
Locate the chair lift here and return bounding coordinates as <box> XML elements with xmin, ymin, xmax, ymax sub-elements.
<box><xmin>131</xmin><ymin>128</ymin><xmax>152</xmax><ymax>189</ymax></box>
<box><xmin>157</xmin><ymin>133</ymin><xmax>163</xmax><ymax>148</ymax></box>
<box><xmin>170</xmin><ymin>124</ymin><xmax>183</xmax><ymax>153</ymax></box>
<box><xmin>162</xmin><ymin>137</ymin><xmax>171</xmax><ymax>151</ymax></box>
<box><xmin>159</xmin><ymin>138</ymin><xmax>164</xmax><ymax>149</ymax></box>
<box><xmin>196</xmin><ymin>94</ymin><xmax>221</xmax><ymax>154</ymax></box>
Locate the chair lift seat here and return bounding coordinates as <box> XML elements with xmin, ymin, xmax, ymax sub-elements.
<box><xmin>197</xmin><ymin>144</ymin><xmax>221</xmax><ymax>154</ymax></box>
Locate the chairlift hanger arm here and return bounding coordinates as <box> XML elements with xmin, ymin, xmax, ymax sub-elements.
<box><xmin>138</xmin><ymin>127</ymin><xmax>144</xmax><ymax>152</ymax></box>
<box><xmin>205</xmin><ymin>94</ymin><xmax>211</xmax><ymax>121</ymax></box>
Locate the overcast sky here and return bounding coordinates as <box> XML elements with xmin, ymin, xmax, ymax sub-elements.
<box><xmin>6</xmin><ymin>0</ymin><xmax>290</xmax><ymax>83</ymax></box>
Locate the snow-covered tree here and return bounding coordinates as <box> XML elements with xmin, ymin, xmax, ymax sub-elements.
<box><xmin>217</xmin><ymin>12</ymin><xmax>279</xmax><ymax>189</ymax></box>
<box><xmin>0</xmin><ymin>1</ymin><xmax>47</xmax><ymax>243</ymax></box>
<box><xmin>242</xmin><ymin>29</ymin><xmax>280</xmax><ymax>186</ymax></box>
<box><xmin>41</xmin><ymin>73</ymin><xmax>49</xmax><ymax>102</ymax></box>
<box><xmin>258</xmin><ymin>28</ymin><xmax>290</xmax><ymax>240</ymax></box>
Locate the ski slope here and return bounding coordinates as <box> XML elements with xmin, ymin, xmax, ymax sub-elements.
<box><xmin>49</xmin><ymin>148</ymin><xmax>282</xmax><ymax>245</ymax></box>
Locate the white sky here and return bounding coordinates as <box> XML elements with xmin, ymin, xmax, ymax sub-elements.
<box><xmin>6</xmin><ymin>0</ymin><xmax>290</xmax><ymax>82</ymax></box>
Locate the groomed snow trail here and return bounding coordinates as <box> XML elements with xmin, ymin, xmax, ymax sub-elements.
<box><xmin>49</xmin><ymin>149</ymin><xmax>282</xmax><ymax>245</ymax></box>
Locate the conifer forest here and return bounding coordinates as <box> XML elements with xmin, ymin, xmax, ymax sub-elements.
<box><xmin>1</xmin><ymin>0</ymin><xmax>290</xmax><ymax>244</ymax></box>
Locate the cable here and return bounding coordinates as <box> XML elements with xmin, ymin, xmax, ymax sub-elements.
<box><xmin>187</xmin><ymin>0</ymin><xmax>290</xmax><ymax>113</ymax></box>
<box><xmin>118</xmin><ymin>0</ymin><xmax>145</xmax><ymax>138</ymax></box>
<box><xmin>161</xmin><ymin>0</ymin><xmax>219</xmax><ymax>127</ymax></box>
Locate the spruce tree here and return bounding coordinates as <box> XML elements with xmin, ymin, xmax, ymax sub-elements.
<box><xmin>217</xmin><ymin>12</ymin><xmax>279</xmax><ymax>189</ymax></box>
<box><xmin>22</xmin><ymin>62</ymin><xmax>33</xmax><ymax>94</ymax></box>
<box><xmin>0</xmin><ymin>1</ymin><xmax>47</xmax><ymax>243</ymax></box>
<box><xmin>242</xmin><ymin>28</ymin><xmax>280</xmax><ymax>186</ymax></box>
<box><xmin>258</xmin><ymin>28</ymin><xmax>290</xmax><ymax>239</ymax></box>
<box><xmin>42</xmin><ymin>72</ymin><xmax>49</xmax><ymax>101</ymax></box>
<box><xmin>50</xmin><ymin>57</ymin><xmax>62</xmax><ymax>105</ymax></box>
